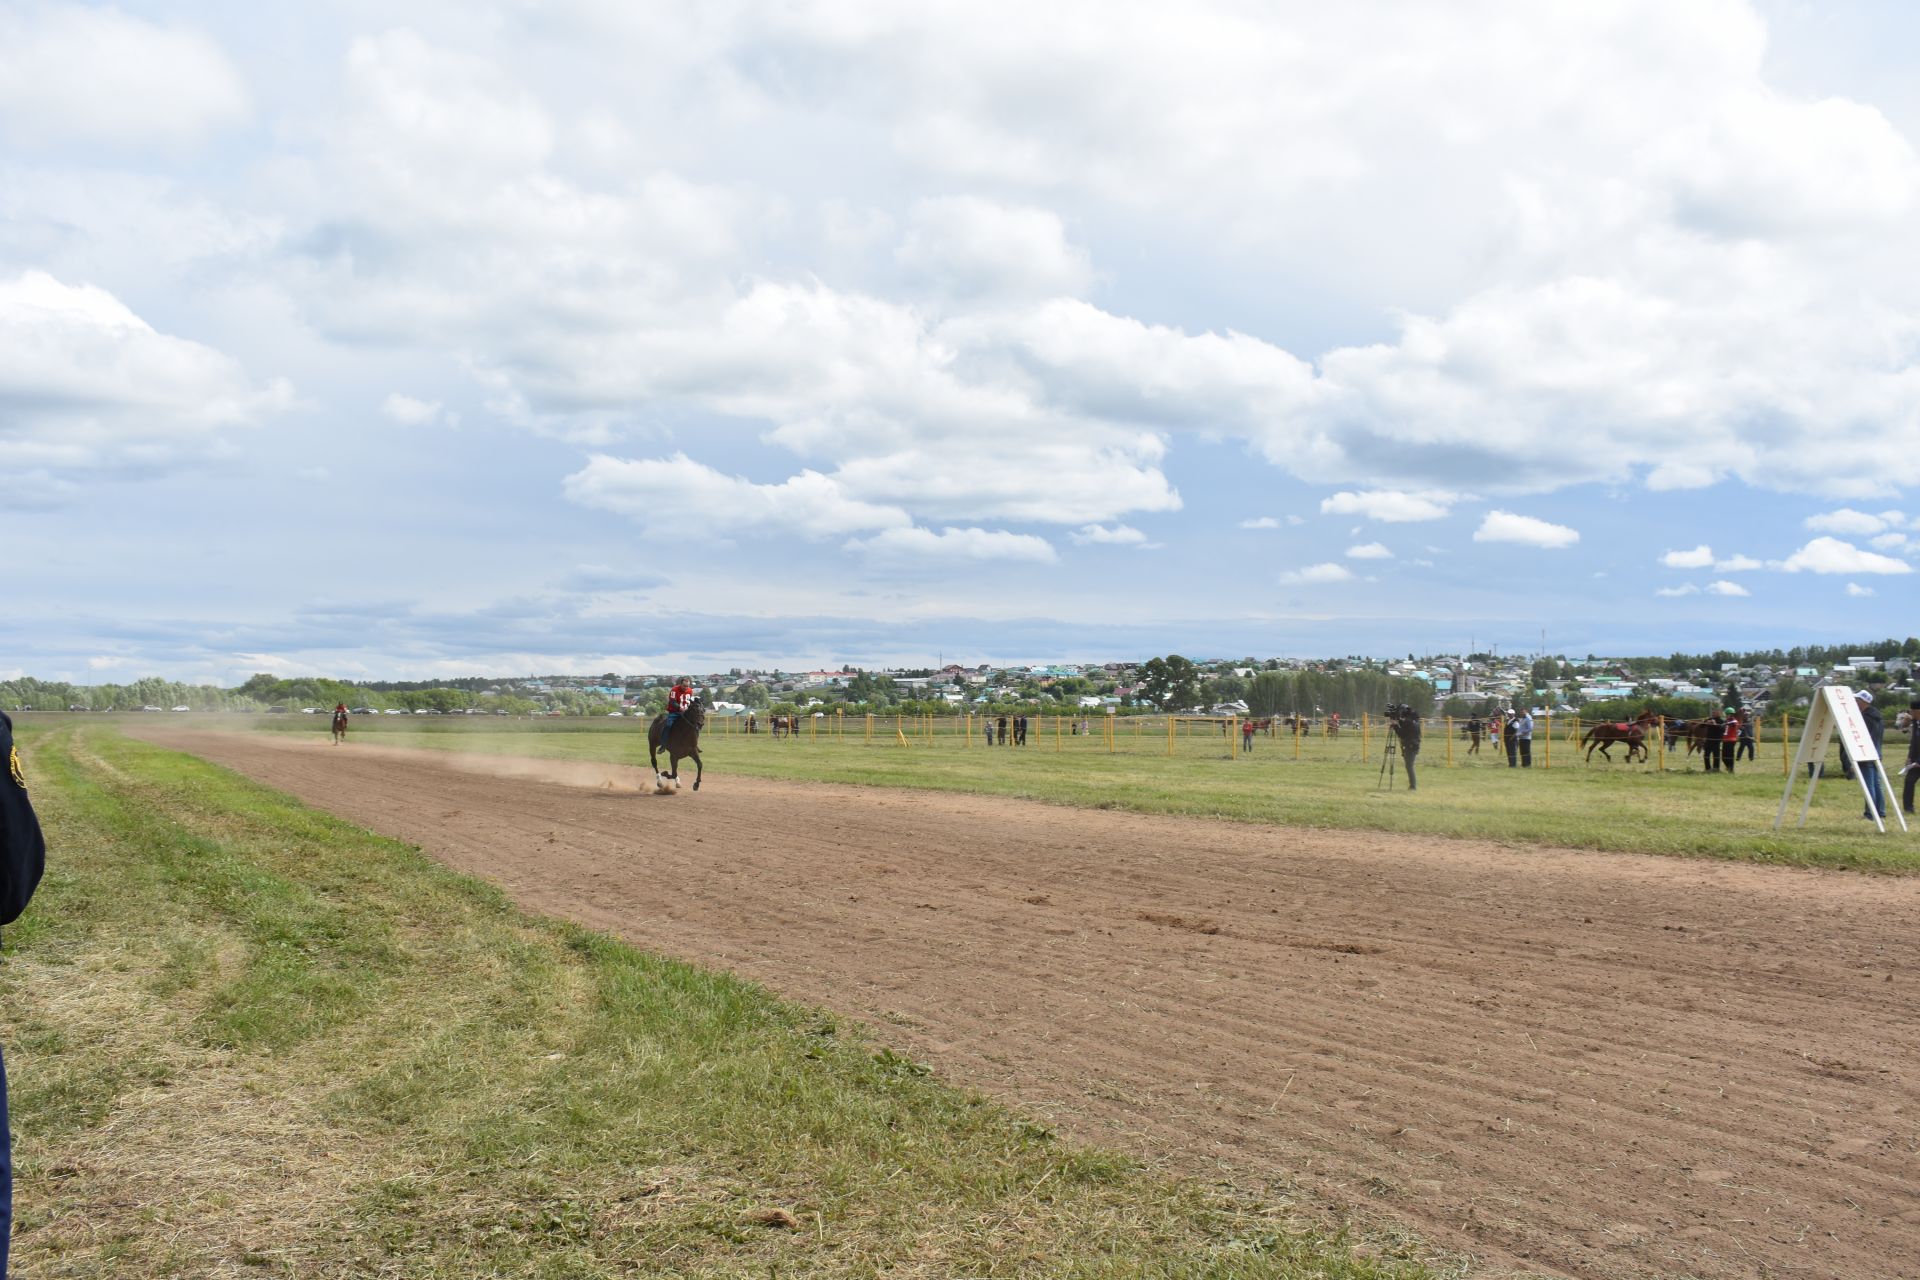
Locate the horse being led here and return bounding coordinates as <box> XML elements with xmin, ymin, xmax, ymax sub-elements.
<box><xmin>1578</xmin><ymin>709</ymin><xmax>1657</xmax><ymax>763</ymax></box>
<box><xmin>331</xmin><ymin>705</ymin><xmax>349</xmax><ymax>745</ymax></box>
<box><xmin>648</xmin><ymin>697</ymin><xmax>706</xmax><ymax>791</ymax></box>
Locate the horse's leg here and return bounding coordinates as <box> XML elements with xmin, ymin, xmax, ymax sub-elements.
<box><xmin>690</xmin><ymin>748</ymin><xmax>702</xmax><ymax>791</ymax></box>
<box><xmin>649</xmin><ymin>732</ymin><xmax>661</xmax><ymax>777</ymax></box>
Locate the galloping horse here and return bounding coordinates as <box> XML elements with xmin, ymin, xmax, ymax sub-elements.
<box><xmin>1578</xmin><ymin>709</ymin><xmax>1658</xmax><ymax>763</ymax></box>
<box><xmin>648</xmin><ymin>697</ymin><xmax>706</xmax><ymax>790</ymax></box>
<box><xmin>330</xmin><ymin>706</ymin><xmax>349</xmax><ymax>745</ymax></box>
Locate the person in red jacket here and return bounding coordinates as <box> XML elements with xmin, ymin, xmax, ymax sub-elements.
<box><xmin>1719</xmin><ymin>708</ymin><xmax>1741</xmax><ymax>775</ymax></box>
<box><xmin>665</xmin><ymin>678</ymin><xmax>697</xmax><ymax>729</ymax></box>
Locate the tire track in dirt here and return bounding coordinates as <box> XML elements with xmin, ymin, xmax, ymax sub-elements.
<box><xmin>138</xmin><ymin>729</ymin><xmax>1920</xmax><ymax>1280</ymax></box>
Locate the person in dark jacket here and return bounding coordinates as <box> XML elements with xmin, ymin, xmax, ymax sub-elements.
<box><xmin>1857</xmin><ymin>691</ymin><xmax>1886</xmax><ymax>820</ymax></box>
<box><xmin>1</xmin><ymin>712</ymin><xmax>48</xmax><ymax>1277</ymax></box>
<box><xmin>1389</xmin><ymin>706</ymin><xmax>1422</xmax><ymax>791</ymax></box>
<box><xmin>1902</xmin><ymin>700</ymin><xmax>1919</xmax><ymax>816</ymax></box>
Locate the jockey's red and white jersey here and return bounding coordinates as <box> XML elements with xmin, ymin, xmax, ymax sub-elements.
<box><xmin>668</xmin><ymin>685</ymin><xmax>696</xmax><ymax>713</ymax></box>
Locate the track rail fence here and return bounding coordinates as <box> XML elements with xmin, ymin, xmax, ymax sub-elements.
<box><xmin>706</xmin><ymin>710</ymin><xmax>1803</xmax><ymax>772</ymax></box>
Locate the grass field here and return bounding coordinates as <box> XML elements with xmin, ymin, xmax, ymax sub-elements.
<box><xmin>4</xmin><ymin>721</ymin><xmax>1439</xmax><ymax>1278</ymax></box>
<box><xmin>230</xmin><ymin>711</ymin><xmax>1920</xmax><ymax>873</ymax></box>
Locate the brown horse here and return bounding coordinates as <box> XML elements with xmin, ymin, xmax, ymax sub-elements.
<box><xmin>648</xmin><ymin>698</ymin><xmax>706</xmax><ymax>790</ymax></box>
<box><xmin>1578</xmin><ymin>710</ymin><xmax>1658</xmax><ymax>763</ymax></box>
<box><xmin>330</xmin><ymin>707</ymin><xmax>349</xmax><ymax>745</ymax></box>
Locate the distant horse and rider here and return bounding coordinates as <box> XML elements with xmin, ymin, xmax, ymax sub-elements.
<box><xmin>331</xmin><ymin>703</ymin><xmax>349</xmax><ymax>745</ymax></box>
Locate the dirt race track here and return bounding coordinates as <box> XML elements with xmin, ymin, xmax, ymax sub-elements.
<box><xmin>139</xmin><ymin>730</ymin><xmax>1920</xmax><ymax>1280</ymax></box>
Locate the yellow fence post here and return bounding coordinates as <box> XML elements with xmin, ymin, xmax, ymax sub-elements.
<box><xmin>1230</xmin><ymin>715</ymin><xmax>1238</xmax><ymax>759</ymax></box>
<box><xmin>1543</xmin><ymin>715</ymin><xmax>1551</xmax><ymax>769</ymax></box>
<box><xmin>1293</xmin><ymin>715</ymin><xmax>1300</xmax><ymax>760</ymax></box>
<box><xmin>1361</xmin><ymin>713</ymin><xmax>1370</xmax><ymax>762</ymax></box>
<box><xmin>1446</xmin><ymin>715</ymin><xmax>1454</xmax><ymax>767</ymax></box>
<box><xmin>1782</xmin><ymin>711</ymin><xmax>1790</xmax><ymax>775</ymax></box>
<box><xmin>1166</xmin><ymin>715</ymin><xmax>1174</xmax><ymax>758</ymax></box>
<box><xmin>865</xmin><ymin>713</ymin><xmax>873</xmax><ymax>743</ymax></box>
<box><xmin>1655</xmin><ymin>716</ymin><xmax>1664</xmax><ymax>771</ymax></box>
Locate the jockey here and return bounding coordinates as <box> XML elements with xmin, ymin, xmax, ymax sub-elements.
<box><xmin>333</xmin><ymin>703</ymin><xmax>347</xmax><ymax>720</ymax></box>
<box><xmin>665</xmin><ymin>678</ymin><xmax>696</xmax><ymax>728</ymax></box>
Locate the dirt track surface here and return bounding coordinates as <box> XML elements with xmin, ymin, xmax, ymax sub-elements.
<box><xmin>140</xmin><ymin>730</ymin><xmax>1920</xmax><ymax>1280</ymax></box>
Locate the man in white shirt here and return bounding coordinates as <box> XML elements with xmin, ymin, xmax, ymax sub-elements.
<box><xmin>1514</xmin><ymin>707</ymin><xmax>1534</xmax><ymax>768</ymax></box>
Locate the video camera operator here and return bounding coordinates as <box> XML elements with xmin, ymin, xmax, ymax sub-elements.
<box><xmin>1386</xmin><ymin>703</ymin><xmax>1422</xmax><ymax>791</ymax></box>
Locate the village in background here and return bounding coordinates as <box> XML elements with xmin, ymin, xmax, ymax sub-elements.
<box><xmin>7</xmin><ymin>638</ymin><xmax>1918</xmax><ymax>722</ymax></box>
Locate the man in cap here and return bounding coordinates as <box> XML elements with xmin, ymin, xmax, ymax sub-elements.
<box><xmin>1856</xmin><ymin>690</ymin><xmax>1885</xmax><ymax>820</ymax></box>
<box><xmin>0</xmin><ymin>711</ymin><xmax>48</xmax><ymax>1275</ymax></box>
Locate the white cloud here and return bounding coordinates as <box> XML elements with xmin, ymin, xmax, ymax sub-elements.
<box><xmin>1239</xmin><ymin>516</ymin><xmax>1282</xmax><ymax>529</ymax></box>
<box><xmin>1660</xmin><ymin>545</ymin><xmax>1714</xmax><ymax>569</ymax></box>
<box><xmin>1319</xmin><ymin>490</ymin><xmax>1457</xmax><ymax>522</ymax></box>
<box><xmin>895</xmin><ymin>196</ymin><xmax>1094</xmax><ymax>299</ymax></box>
<box><xmin>1868</xmin><ymin>532</ymin><xmax>1911</xmax><ymax>551</ymax></box>
<box><xmin>1346</xmin><ymin>542</ymin><xmax>1392</xmax><ymax>559</ymax></box>
<box><xmin>1704</xmin><ymin>580</ymin><xmax>1750</xmax><ymax>597</ymax></box>
<box><xmin>1473</xmin><ymin>510</ymin><xmax>1579</xmax><ymax>549</ymax></box>
<box><xmin>1656</xmin><ymin>584</ymin><xmax>1700</xmax><ymax>597</ymax></box>
<box><xmin>0</xmin><ymin>271</ymin><xmax>289</xmax><ymax>488</ymax></box>
<box><xmin>1278</xmin><ymin>562</ymin><xmax>1353</xmax><ymax>584</ymax></box>
<box><xmin>0</xmin><ymin>4</ymin><xmax>248</xmax><ymax>147</ymax></box>
<box><xmin>381</xmin><ymin>393</ymin><xmax>444</xmax><ymax>426</ymax></box>
<box><xmin>562</xmin><ymin>453</ymin><xmax>911</xmax><ymax>537</ymax></box>
<box><xmin>1714</xmin><ymin>554</ymin><xmax>1764</xmax><ymax>572</ymax></box>
<box><xmin>256</xmin><ymin>7</ymin><xmax>1920</xmax><ymax>542</ymax></box>
<box><xmin>1778</xmin><ymin>536</ymin><xmax>1914</xmax><ymax>575</ymax></box>
<box><xmin>845</xmin><ymin>526</ymin><xmax>1058</xmax><ymax>563</ymax></box>
<box><xmin>1069</xmin><ymin>523</ymin><xmax>1148</xmax><ymax>546</ymax></box>
<box><xmin>1846</xmin><ymin>582</ymin><xmax>1875</xmax><ymax>597</ymax></box>
<box><xmin>1805</xmin><ymin>508</ymin><xmax>1888</xmax><ymax>536</ymax></box>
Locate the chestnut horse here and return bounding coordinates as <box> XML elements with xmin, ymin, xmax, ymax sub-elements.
<box><xmin>331</xmin><ymin>707</ymin><xmax>349</xmax><ymax>745</ymax></box>
<box><xmin>1578</xmin><ymin>709</ymin><xmax>1658</xmax><ymax>763</ymax></box>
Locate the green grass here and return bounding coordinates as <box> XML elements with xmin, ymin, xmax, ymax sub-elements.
<box><xmin>235</xmin><ymin>712</ymin><xmax>1920</xmax><ymax>873</ymax></box>
<box><xmin>3</xmin><ymin>721</ymin><xmax>1443</xmax><ymax>1278</ymax></box>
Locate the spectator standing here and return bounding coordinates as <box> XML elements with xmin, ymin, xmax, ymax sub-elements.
<box><xmin>1502</xmin><ymin>711</ymin><xmax>1519</xmax><ymax>768</ymax></box>
<box><xmin>1901</xmin><ymin>700</ymin><xmax>1919</xmax><ymax>816</ymax></box>
<box><xmin>1</xmin><ymin>711</ymin><xmax>48</xmax><ymax>1276</ymax></box>
<box><xmin>1514</xmin><ymin>707</ymin><xmax>1534</xmax><ymax>768</ymax></box>
<box><xmin>1720</xmin><ymin>709</ymin><xmax>1741</xmax><ymax>775</ymax></box>
<box><xmin>1737</xmin><ymin>710</ymin><xmax>1756</xmax><ymax>762</ymax></box>
<box><xmin>997</xmin><ymin>715</ymin><xmax>1009</xmax><ymax>747</ymax></box>
<box><xmin>1703</xmin><ymin>712</ymin><xmax>1723</xmax><ymax>773</ymax></box>
<box><xmin>1241</xmin><ymin>718</ymin><xmax>1255</xmax><ymax>753</ymax></box>
<box><xmin>983</xmin><ymin>719</ymin><xmax>994</xmax><ymax>747</ymax></box>
<box><xmin>1466</xmin><ymin>715</ymin><xmax>1483</xmax><ymax>755</ymax></box>
<box><xmin>1857</xmin><ymin>691</ymin><xmax>1886</xmax><ymax>821</ymax></box>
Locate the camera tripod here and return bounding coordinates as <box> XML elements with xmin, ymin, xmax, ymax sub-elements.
<box><xmin>1377</xmin><ymin>735</ymin><xmax>1400</xmax><ymax>790</ymax></box>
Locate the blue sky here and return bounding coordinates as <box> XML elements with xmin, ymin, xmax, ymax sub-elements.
<box><xmin>2</xmin><ymin>1</ymin><xmax>1917</xmax><ymax>684</ymax></box>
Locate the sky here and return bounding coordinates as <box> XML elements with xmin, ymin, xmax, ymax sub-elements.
<box><xmin>2</xmin><ymin>0</ymin><xmax>1918</xmax><ymax>685</ymax></box>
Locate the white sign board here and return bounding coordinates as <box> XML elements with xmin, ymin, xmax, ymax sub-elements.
<box><xmin>1775</xmin><ymin>686</ymin><xmax>1908</xmax><ymax>834</ymax></box>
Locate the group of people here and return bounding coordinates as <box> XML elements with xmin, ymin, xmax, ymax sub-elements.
<box><xmin>1696</xmin><ymin>708</ymin><xmax>1757</xmax><ymax>774</ymax></box>
<box><xmin>983</xmin><ymin>715</ymin><xmax>1028</xmax><ymax>746</ymax></box>
<box><xmin>1461</xmin><ymin>710</ymin><xmax>1535</xmax><ymax>768</ymax></box>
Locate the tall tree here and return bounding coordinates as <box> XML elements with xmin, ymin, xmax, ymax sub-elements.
<box><xmin>1137</xmin><ymin>655</ymin><xmax>1202</xmax><ymax>711</ymax></box>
